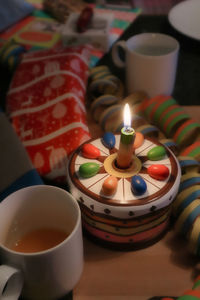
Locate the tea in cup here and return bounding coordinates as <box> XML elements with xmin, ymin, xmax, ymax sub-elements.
<box><xmin>9</xmin><ymin>227</ymin><xmax>69</xmax><ymax>253</ymax></box>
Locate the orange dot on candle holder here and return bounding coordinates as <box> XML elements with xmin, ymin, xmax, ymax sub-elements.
<box><xmin>133</xmin><ymin>132</ymin><xmax>144</xmax><ymax>149</ymax></box>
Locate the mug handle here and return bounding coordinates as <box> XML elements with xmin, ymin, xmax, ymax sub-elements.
<box><xmin>0</xmin><ymin>265</ymin><xmax>23</xmax><ymax>300</ymax></box>
<box><xmin>111</xmin><ymin>40</ymin><xmax>127</xmax><ymax>68</ymax></box>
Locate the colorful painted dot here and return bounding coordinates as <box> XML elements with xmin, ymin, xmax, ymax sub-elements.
<box><xmin>131</xmin><ymin>175</ymin><xmax>147</xmax><ymax>196</ymax></box>
<box><xmin>79</xmin><ymin>162</ymin><xmax>100</xmax><ymax>178</ymax></box>
<box><xmin>102</xmin><ymin>132</ymin><xmax>116</xmax><ymax>149</ymax></box>
<box><xmin>102</xmin><ymin>176</ymin><xmax>118</xmax><ymax>196</ymax></box>
<box><xmin>82</xmin><ymin>143</ymin><xmax>100</xmax><ymax>159</ymax></box>
<box><xmin>148</xmin><ymin>164</ymin><xmax>169</xmax><ymax>181</ymax></box>
<box><xmin>147</xmin><ymin>145</ymin><xmax>166</xmax><ymax>161</ymax></box>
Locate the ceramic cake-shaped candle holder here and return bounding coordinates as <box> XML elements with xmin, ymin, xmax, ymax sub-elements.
<box><xmin>67</xmin><ymin>132</ymin><xmax>181</xmax><ymax>250</ymax></box>
<box><xmin>68</xmin><ymin>103</ymin><xmax>181</xmax><ymax>250</ymax></box>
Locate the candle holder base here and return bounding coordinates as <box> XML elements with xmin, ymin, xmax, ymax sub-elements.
<box><xmin>104</xmin><ymin>153</ymin><xmax>142</xmax><ymax>178</ymax></box>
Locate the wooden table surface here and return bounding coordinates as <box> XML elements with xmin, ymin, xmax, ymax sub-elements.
<box><xmin>74</xmin><ymin>105</ymin><xmax>200</xmax><ymax>300</ymax></box>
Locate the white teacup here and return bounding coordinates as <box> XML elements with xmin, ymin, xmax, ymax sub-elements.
<box><xmin>0</xmin><ymin>185</ymin><xmax>83</xmax><ymax>300</ymax></box>
<box><xmin>111</xmin><ymin>32</ymin><xmax>180</xmax><ymax>97</ymax></box>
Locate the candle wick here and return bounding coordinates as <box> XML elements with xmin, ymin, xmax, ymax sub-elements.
<box><xmin>125</xmin><ymin>126</ymin><xmax>131</xmax><ymax>132</ymax></box>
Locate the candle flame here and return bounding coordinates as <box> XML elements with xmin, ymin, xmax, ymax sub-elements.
<box><xmin>123</xmin><ymin>104</ymin><xmax>131</xmax><ymax>128</ymax></box>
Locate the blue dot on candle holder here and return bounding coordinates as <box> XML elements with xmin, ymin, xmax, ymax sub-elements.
<box><xmin>131</xmin><ymin>175</ymin><xmax>147</xmax><ymax>196</ymax></box>
<box><xmin>102</xmin><ymin>132</ymin><xmax>116</xmax><ymax>149</ymax></box>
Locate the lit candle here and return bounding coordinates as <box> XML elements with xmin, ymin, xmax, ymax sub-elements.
<box><xmin>116</xmin><ymin>104</ymin><xmax>135</xmax><ymax>169</ymax></box>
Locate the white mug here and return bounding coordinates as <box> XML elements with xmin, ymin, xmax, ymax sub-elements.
<box><xmin>0</xmin><ymin>185</ymin><xmax>83</xmax><ymax>300</ymax></box>
<box><xmin>111</xmin><ymin>32</ymin><xmax>180</xmax><ymax>97</ymax></box>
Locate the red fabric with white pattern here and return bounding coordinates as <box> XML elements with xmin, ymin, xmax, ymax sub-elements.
<box><xmin>6</xmin><ymin>45</ymin><xmax>91</xmax><ymax>182</ymax></box>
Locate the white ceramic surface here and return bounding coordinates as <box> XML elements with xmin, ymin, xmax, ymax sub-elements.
<box><xmin>111</xmin><ymin>33</ymin><xmax>179</xmax><ymax>97</ymax></box>
<box><xmin>0</xmin><ymin>185</ymin><xmax>83</xmax><ymax>300</ymax></box>
<box><xmin>168</xmin><ymin>0</ymin><xmax>200</xmax><ymax>40</ymax></box>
